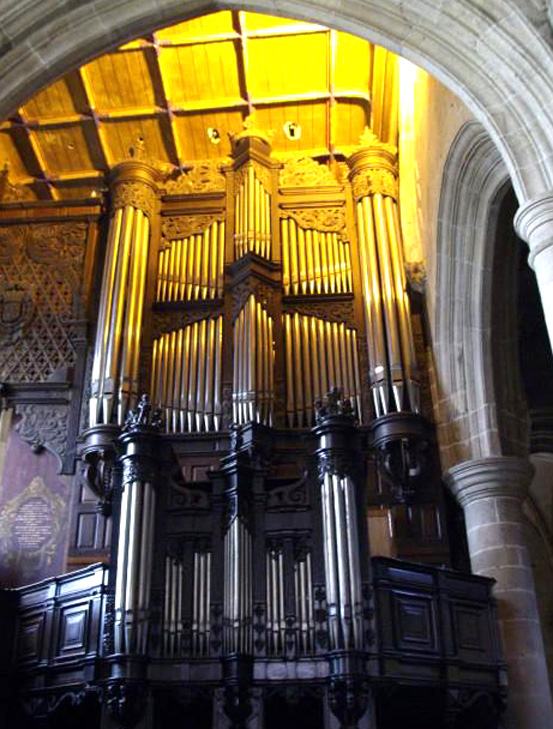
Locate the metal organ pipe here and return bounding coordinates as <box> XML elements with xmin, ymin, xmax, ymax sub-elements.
<box><xmin>223</xmin><ymin>516</ymin><xmax>252</xmax><ymax>654</ymax></box>
<box><xmin>283</xmin><ymin>313</ymin><xmax>362</xmax><ymax>427</ymax></box>
<box><xmin>90</xmin><ymin>203</ymin><xmax>151</xmax><ymax>426</ymax></box>
<box><xmin>349</xmin><ymin>141</ymin><xmax>420</xmax><ymax>416</ymax></box>
<box><xmin>232</xmin><ymin>294</ymin><xmax>275</xmax><ymax>426</ymax></box>
<box><xmin>150</xmin><ymin>316</ymin><xmax>223</xmax><ymax>433</ymax></box>
<box><xmin>234</xmin><ymin>166</ymin><xmax>271</xmax><ymax>259</ymax></box>
<box><xmin>156</xmin><ymin>221</ymin><xmax>225</xmax><ymax>302</ymax></box>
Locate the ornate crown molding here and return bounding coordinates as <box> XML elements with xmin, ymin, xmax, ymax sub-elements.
<box><xmin>278</xmin><ymin>156</ymin><xmax>339</xmax><ymax>188</ymax></box>
<box><xmin>164</xmin><ymin>161</ymin><xmax>227</xmax><ymax>195</ymax></box>
<box><xmin>161</xmin><ymin>212</ymin><xmax>224</xmax><ymax>242</ymax></box>
<box><xmin>282</xmin><ymin>207</ymin><xmax>347</xmax><ymax>238</ymax></box>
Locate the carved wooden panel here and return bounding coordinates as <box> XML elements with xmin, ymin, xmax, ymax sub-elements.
<box><xmin>0</xmin><ymin>222</ymin><xmax>88</xmax><ymax>382</ymax></box>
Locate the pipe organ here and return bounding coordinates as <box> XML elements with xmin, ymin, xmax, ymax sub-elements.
<box><xmin>151</xmin><ymin>316</ymin><xmax>223</xmax><ymax>433</ymax></box>
<box><xmin>156</xmin><ymin>220</ymin><xmax>225</xmax><ymax>302</ymax></box>
<box><xmin>72</xmin><ymin>124</ymin><xmax>458</xmax><ymax>729</ymax></box>
<box><xmin>281</xmin><ymin>218</ymin><xmax>353</xmax><ymax>295</ymax></box>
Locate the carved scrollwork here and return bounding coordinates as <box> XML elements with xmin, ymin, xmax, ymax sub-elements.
<box><xmin>105</xmin><ymin>680</ymin><xmax>147</xmax><ymax>729</ymax></box>
<box><xmin>283</xmin><ymin>207</ymin><xmax>347</xmax><ymax>239</ymax></box>
<box><xmin>15</xmin><ymin>403</ymin><xmax>68</xmax><ymax>462</ymax></box>
<box><xmin>231</xmin><ymin>279</ymin><xmax>277</xmax><ymax>320</ymax></box>
<box><xmin>351</xmin><ymin>168</ymin><xmax>398</xmax><ymax>200</ymax></box>
<box><xmin>278</xmin><ymin>156</ymin><xmax>339</xmax><ymax>188</ymax></box>
<box><xmin>234</xmin><ymin>162</ymin><xmax>272</xmax><ymax>193</ymax></box>
<box><xmin>164</xmin><ymin>161</ymin><xmax>227</xmax><ymax>195</ymax></box>
<box><xmin>161</xmin><ymin>212</ymin><xmax>224</xmax><ymax>242</ymax></box>
<box><xmin>328</xmin><ymin>677</ymin><xmax>371</xmax><ymax>728</ymax></box>
<box><xmin>316</xmin><ymin>451</ymin><xmax>355</xmax><ymax>482</ymax></box>
<box><xmin>112</xmin><ymin>180</ymin><xmax>157</xmax><ymax>219</ymax></box>
<box><xmin>152</xmin><ymin>309</ymin><xmax>223</xmax><ymax>337</ymax></box>
<box><xmin>283</xmin><ymin>300</ymin><xmax>355</xmax><ymax>328</ymax></box>
<box><xmin>376</xmin><ymin>436</ymin><xmax>430</xmax><ymax>503</ymax></box>
<box><xmin>266</xmin><ymin>475</ymin><xmax>308</xmax><ymax>510</ymax></box>
<box><xmin>81</xmin><ymin>448</ymin><xmax>116</xmax><ymax>515</ymax></box>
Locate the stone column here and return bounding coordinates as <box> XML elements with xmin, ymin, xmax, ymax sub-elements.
<box><xmin>514</xmin><ymin>193</ymin><xmax>553</xmax><ymax>357</ymax></box>
<box><xmin>446</xmin><ymin>456</ymin><xmax>553</xmax><ymax>729</ymax></box>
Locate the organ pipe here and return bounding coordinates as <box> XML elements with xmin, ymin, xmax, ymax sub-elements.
<box><xmin>281</xmin><ymin>219</ymin><xmax>353</xmax><ymax>296</ymax></box>
<box><xmin>114</xmin><ymin>402</ymin><xmax>161</xmax><ymax>656</ymax></box>
<box><xmin>283</xmin><ymin>313</ymin><xmax>362</xmax><ymax>427</ymax></box>
<box><xmin>294</xmin><ymin>550</ymin><xmax>315</xmax><ymax>654</ymax></box>
<box><xmin>234</xmin><ymin>165</ymin><xmax>272</xmax><ymax>260</ymax></box>
<box><xmin>266</xmin><ymin>542</ymin><xmax>286</xmax><ymax>655</ymax></box>
<box><xmin>349</xmin><ymin>136</ymin><xmax>419</xmax><ymax>416</ymax></box>
<box><xmin>156</xmin><ymin>220</ymin><xmax>225</xmax><ymax>302</ymax></box>
<box><xmin>223</xmin><ymin>516</ymin><xmax>252</xmax><ymax>654</ymax></box>
<box><xmin>151</xmin><ymin>316</ymin><xmax>223</xmax><ymax>433</ymax></box>
<box><xmin>89</xmin><ymin>161</ymin><xmax>157</xmax><ymax>427</ymax></box>
<box><xmin>232</xmin><ymin>295</ymin><xmax>275</xmax><ymax>426</ymax></box>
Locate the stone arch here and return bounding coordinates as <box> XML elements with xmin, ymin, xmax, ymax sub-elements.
<box><xmin>433</xmin><ymin>119</ymin><xmax>525</xmax><ymax>469</ymax></box>
<box><xmin>0</xmin><ymin>1</ymin><xmax>552</xmax><ymax>202</ymax></box>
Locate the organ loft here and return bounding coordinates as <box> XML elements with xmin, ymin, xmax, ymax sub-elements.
<box><xmin>0</xmin><ymin>12</ymin><xmax>509</xmax><ymax>729</ymax></box>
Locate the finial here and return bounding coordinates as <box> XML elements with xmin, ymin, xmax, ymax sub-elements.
<box><xmin>122</xmin><ymin>394</ymin><xmax>164</xmax><ymax>432</ymax></box>
<box><xmin>315</xmin><ymin>388</ymin><xmax>355</xmax><ymax>424</ymax></box>
<box><xmin>229</xmin><ymin>112</ymin><xmax>275</xmax><ymax>148</ymax></box>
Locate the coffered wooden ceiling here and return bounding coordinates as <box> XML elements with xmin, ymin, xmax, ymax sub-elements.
<box><xmin>0</xmin><ymin>10</ymin><xmax>399</xmax><ymax>201</ymax></box>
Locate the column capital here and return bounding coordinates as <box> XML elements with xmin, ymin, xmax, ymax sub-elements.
<box><xmin>110</xmin><ymin>158</ymin><xmax>161</xmax><ymax>219</ymax></box>
<box><xmin>514</xmin><ymin>193</ymin><xmax>553</xmax><ymax>268</ymax></box>
<box><xmin>444</xmin><ymin>456</ymin><xmax>533</xmax><ymax>508</ymax></box>
<box><xmin>347</xmin><ymin>127</ymin><xmax>398</xmax><ymax>200</ymax></box>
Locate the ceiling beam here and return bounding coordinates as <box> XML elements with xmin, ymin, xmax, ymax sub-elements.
<box><xmin>11</xmin><ymin>111</ymin><xmax>57</xmax><ymax>200</ymax></box>
<box><xmin>77</xmin><ymin>67</ymin><xmax>113</xmax><ymax>170</ymax></box>
<box><xmin>147</xmin><ymin>34</ymin><xmax>183</xmax><ymax>169</ymax></box>
<box><xmin>234</xmin><ymin>10</ymin><xmax>253</xmax><ymax>116</ymax></box>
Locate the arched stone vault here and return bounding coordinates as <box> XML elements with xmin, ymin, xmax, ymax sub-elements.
<box><xmin>0</xmin><ymin>0</ymin><xmax>552</xmax><ymax>202</ymax></box>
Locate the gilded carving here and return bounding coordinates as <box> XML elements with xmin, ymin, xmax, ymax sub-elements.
<box><xmin>231</xmin><ymin>280</ymin><xmax>277</xmax><ymax>319</ymax></box>
<box><xmin>162</xmin><ymin>213</ymin><xmax>224</xmax><ymax>242</ymax></box>
<box><xmin>0</xmin><ymin>222</ymin><xmax>87</xmax><ymax>382</ymax></box>
<box><xmin>279</xmin><ymin>157</ymin><xmax>339</xmax><ymax>188</ymax></box>
<box><xmin>234</xmin><ymin>162</ymin><xmax>272</xmax><ymax>194</ymax></box>
<box><xmin>112</xmin><ymin>180</ymin><xmax>157</xmax><ymax>219</ymax></box>
<box><xmin>164</xmin><ymin>162</ymin><xmax>226</xmax><ymax>195</ymax></box>
<box><xmin>0</xmin><ymin>476</ymin><xmax>66</xmax><ymax>575</ymax></box>
<box><xmin>152</xmin><ymin>309</ymin><xmax>223</xmax><ymax>336</ymax></box>
<box><xmin>351</xmin><ymin>169</ymin><xmax>398</xmax><ymax>200</ymax></box>
<box><xmin>15</xmin><ymin>403</ymin><xmax>69</xmax><ymax>462</ymax></box>
<box><xmin>283</xmin><ymin>207</ymin><xmax>347</xmax><ymax>239</ymax></box>
<box><xmin>229</xmin><ymin>112</ymin><xmax>275</xmax><ymax>149</ymax></box>
<box><xmin>283</xmin><ymin>300</ymin><xmax>355</xmax><ymax>327</ymax></box>
<box><xmin>0</xmin><ymin>164</ymin><xmax>35</xmax><ymax>203</ymax></box>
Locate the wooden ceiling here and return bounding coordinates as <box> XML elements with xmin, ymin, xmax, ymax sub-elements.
<box><xmin>0</xmin><ymin>10</ymin><xmax>399</xmax><ymax>201</ymax></box>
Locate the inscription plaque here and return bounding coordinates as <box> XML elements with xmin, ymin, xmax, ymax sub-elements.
<box><xmin>0</xmin><ymin>476</ymin><xmax>65</xmax><ymax>579</ymax></box>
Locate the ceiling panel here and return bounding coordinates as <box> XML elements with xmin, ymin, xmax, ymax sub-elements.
<box><xmin>175</xmin><ymin>110</ymin><xmax>243</xmax><ymax>160</ymax></box>
<box><xmin>102</xmin><ymin>117</ymin><xmax>173</xmax><ymax>164</ymax></box>
<box><xmin>160</xmin><ymin>41</ymin><xmax>242</xmax><ymax>104</ymax></box>
<box><xmin>0</xmin><ymin>10</ymin><xmax>401</xmax><ymax>201</ymax></box>
<box><xmin>248</xmin><ymin>33</ymin><xmax>328</xmax><ymax>98</ymax></box>
<box><xmin>85</xmin><ymin>51</ymin><xmax>159</xmax><ymax>111</ymax></box>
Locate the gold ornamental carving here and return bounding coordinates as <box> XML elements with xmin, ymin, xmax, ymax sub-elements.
<box><xmin>283</xmin><ymin>207</ymin><xmax>347</xmax><ymax>239</ymax></box>
<box><xmin>351</xmin><ymin>169</ymin><xmax>398</xmax><ymax>201</ymax></box>
<box><xmin>161</xmin><ymin>212</ymin><xmax>224</xmax><ymax>242</ymax></box>
<box><xmin>279</xmin><ymin>157</ymin><xmax>339</xmax><ymax>188</ymax></box>
<box><xmin>229</xmin><ymin>113</ymin><xmax>276</xmax><ymax>150</ymax></box>
<box><xmin>165</xmin><ymin>162</ymin><xmax>227</xmax><ymax>195</ymax></box>
<box><xmin>112</xmin><ymin>180</ymin><xmax>157</xmax><ymax>219</ymax></box>
<box><xmin>234</xmin><ymin>162</ymin><xmax>272</xmax><ymax>194</ymax></box>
